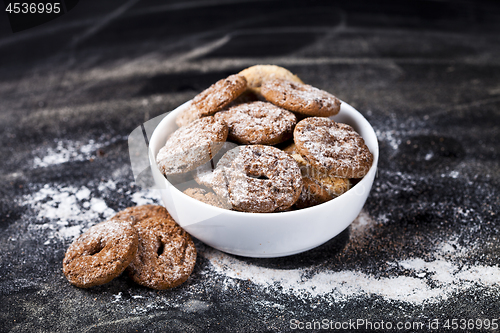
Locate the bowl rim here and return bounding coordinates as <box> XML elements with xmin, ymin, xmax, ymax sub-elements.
<box><xmin>149</xmin><ymin>99</ymin><xmax>379</xmax><ymax>217</ymax></box>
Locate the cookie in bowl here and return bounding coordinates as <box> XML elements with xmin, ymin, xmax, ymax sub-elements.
<box><xmin>175</xmin><ymin>74</ymin><xmax>247</xmax><ymax>127</ymax></box>
<box><xmin>290</xmin><ymin>153</ymin><xmax>351</xmax><ymax>209</ymax></box>
<box><xmin>211</xmin><ymin>145</ymin><xmax>303</xmax><ymax>213</ymax></box>
<box><xmin>239</xmin><ymin>64</ymin><xmax>303</xmax><ymax>96</ymax></box>
<box><xmin>157</xmin><ymin>116</ymin><xmax>228</xmax><ymax>175</ymax></box>
<box><xmin>293</xmin><ymin>117</ymin><xmax>373</xmax><ymax>178</ymax></box>
<box><xmin>261</xmin><ymin>78</ymin><xmax>341</xmax><ymax>117</ymax></box>
<box><xmin>214</xmin><ymin>101</ymin><xmax>296</xmax><ymax>145</ymax></box>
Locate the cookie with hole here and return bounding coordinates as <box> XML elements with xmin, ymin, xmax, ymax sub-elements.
<box><xmin>62</xmin><ymin>219</ymin><xmax>139</xmax><ymax>288</ymax></box>
<box><xmin>126</xmin><ymin>215</ymin><xmax>197</xmax><ymax>290</ymax></box>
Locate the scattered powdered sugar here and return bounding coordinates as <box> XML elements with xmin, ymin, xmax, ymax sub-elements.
<box><xmin>375</xmin><ymin>129</ymin><xmax>401</xmax><ymax>151</ymax></box>
<box><xmin>441</xmin><ymin>170</ymin><xmax>460</xmax><ymax>178</ymax></box>
<box><xmin>181</xmin><ymin>299</ymin><xmax>211</xmax><ymax>313</ymax></box>
<box><xmin>22</xmin><ymin>184</ymin><xmax>117</xmax><ymax>242</ymax></box>
<box><xmin>20</xmin><ymin>177</ymin><xmax>166</xmax><ymax>244</ymax></box>
<box><xmin>33</xmin><ymin>136</ymin><xmax>125</xmax><ymax>168</ymax></box>
<box><xmin>75</xmin><ymin>187</ymin><xmax>91</xmax><ymax>201</ymax></box>
<box><xmin>349</xmin><ymin>210</ymin><xmax>377</xmax><ymax>238</ymax></box>
<box><xmin>455</xmin><ymin>265</ymin><xmax>500</xmax><ymax>285</ymax></box>
<box><xmin>200</xmin><ymin>212</ymin><xmax>500</xmax><ymax>305</ymax></box>
<box><xmin>130</xmin><ymin>188</ymin><xmax>162</xmax><ymax>206</ymax></box>
<box><xmin>111</xmin><ymin>292</ymin><xmax>123</xmax><ymax>303</ymax></box>
<box><xmin>202</xmin><ymin>248</ymin><xmax>439</xmax><ymax>304</ymax></box>
<box><xmin>24</xmin><ymin>184</ymin><xmax>115</xmax><ymax>222</ymax></box>
<box><xmin>98</xmin><ymin>179</ymin><xmax>117</xmax><ymax>192</ymax></box>
<box><xmin>16</xmin><ymin>175</ymin><xmax>498</xmax><ymax>306</ymax></box>
<box><xmin>58</xmin><ymin>225</ymin><xmax>83</xmax><ymax>240</ymax></box>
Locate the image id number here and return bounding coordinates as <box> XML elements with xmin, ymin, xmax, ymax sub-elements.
<box><xmin>6</xmin><ymin>2</ymin><xmax>61</xmax><ymax>14</ymax></box>
<box><xmin>443</xmin><ymin>318</ymin><xmax>498</xmax><ymax>330</ymax></box>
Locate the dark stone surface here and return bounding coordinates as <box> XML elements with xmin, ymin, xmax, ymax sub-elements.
<box><xmin>1</xmin><ymin>1</ymin><xmax>500</xmax><ymax>332</ymax></box>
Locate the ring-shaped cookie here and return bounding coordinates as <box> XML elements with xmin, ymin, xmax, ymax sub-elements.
<box><xmin>126</xmin><ymin>216</ymin><xmax>197</xmax><ymax>290</ymax></box>
<box><xmin>214</xmin><ymin>101</ymin><xmax>296</xmax><ymax>145</ymax></box>
<box><xmin>156</xmin><ymin>116</ymin><xmax>228</xmax><ymax>175</ymax></box>
<box><xmin>290</xmin><ymin>153</ymin><xmax>350</xmax><ymax>209</ymax></box>
<box><xmin>111</xmin><ymin>204</ymin><xmax>169</xmax><ymax>226</ymax></box>
<box><xmin>214</xmin><ymin>145</ymin><xmax>303</xmax><ymax>213</ymax></box>
<box><xmin>294</xmin><ymin>117</ymin><xmax>373</xmax><ymax>178</ymax></box>
<box><xmin>239</xmin><ymin>64</ymin><xmax>303</xmax><ymax>96</ymax></box>
<box><xmin>62</xmin><ymin>219</ymin><xmax>139</xmax><ymax>288</ymax></box>
<box><xmin>261</xmin><ymin>78</ymin><xmax>341</xmax><ymax>117</ymax></box>
<box><xmin>193</xmin><ymin>74</ymin><xmax>247</xmax><ymax>117</ymax></box>
<box><xmin>175</xmin><ymin>74</ymin><xmax>247</xmax><ymax>127</ymax></box>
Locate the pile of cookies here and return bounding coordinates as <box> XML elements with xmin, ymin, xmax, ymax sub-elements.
<box><xmin>157</xmin><ymin>65</ymin><xmax>374</xmax><ymax>213</ymax></box>
<box><xmin>62</xmin><ymin>205</ymin><xmax>196</xmax><ymax>290</ymax></box>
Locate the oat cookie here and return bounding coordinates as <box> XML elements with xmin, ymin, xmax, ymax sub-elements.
<box><xmin>193</xmin><ymin>141</ymin><xmax>239</xmax><ymax>188</ymax></box>
<box><xmin>294</xmin><ymin>117</ymin><xmax>373</xmax><ymax>178</ymax></box>
<box><xmin>156</xmin><ymin>116</ymin><xmax>228</xmax><ymax>175</ymax></box>
<box><xmin>210</xmin><ymin>146</ymin><xmax>242</xmax><ymax>203</ymax></box>
<box><xmin>213</xmin><ymin>145</ymin><xmax>303</xmax><ymax>213</ymax></box>
<box><xmin>62</xmin><ymin>219</ymin><xmax>139</xmax><ymax>288</ymax></box>
<box><xmin>126</xmin><ymin>216</ymin><xmax>197</xmax><ymax>290</ymax></box>
<box><xmin>183</xmin><ymin>187</ymin><xmax>231</xmax><ymax>209</ymax></box>
<box><xmin>175</xmin><ymin>102</ymin><xmax>200</xmax><ymax>128</ymax></box>
<box><xmin>291</xmin><ymin>153</ymin><xmax>350</xmax><ymax>209</ymax></box>
<box><xmin>239</xmin><ymin>65</ymin><xmax>303</xmax><ymax>96</ymax></box>
<box><xmin>111</xmin><ymin>205</ymin><xmax>169</xmax><ymax>226</ymax></box>
<box><xmin>175</xmin><ymin>75</ymin><xmax>247</xmax><ymax>127</ymax></box>
<box><xmin>293</xmin><ymin>177</ymin><xmax>332</xmax><ymax>209</ymax></box>
<box><xmin>192</xmin><ymin>74</ymin><xmax>247</xmax><ymax>117</ymax></box>
<box><xmin>261</xmin><ymin>78</ymin><xmax>341</xmax><ymax>117</ymax></box>
<box><xmin>214</xmin><ymin>101</ymin><xmax>296</xmax><ymax>145</ymax></box>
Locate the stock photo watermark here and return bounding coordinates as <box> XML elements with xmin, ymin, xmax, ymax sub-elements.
<box><xmin>290</xmin><ymin>318</ymin><xmax>499</xmax><ymax>331</ymax></box>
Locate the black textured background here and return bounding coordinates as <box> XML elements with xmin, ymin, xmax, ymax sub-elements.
<box><xmin>1</xmin><ymin>1</ymin><xmax>500</xmax><ymax>332</ymax></box>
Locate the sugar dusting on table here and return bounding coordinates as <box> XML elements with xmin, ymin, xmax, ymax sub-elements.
<box><xmin>20</xmin><ymin>181</ymin><xmax>161</xmax><ymax>243</ymax></box>
<box><xmin>32</xmin><ymin>136</ymin><xmax>126</xmax><ymax>168</ymax></box>
<box><xmin>200</xmin><ymin>211</ymin><xmax>500</xmax><ymax>305</ymax></box>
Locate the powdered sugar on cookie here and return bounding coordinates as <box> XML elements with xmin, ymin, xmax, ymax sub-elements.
<box><xmin>192</xmin><ymin>74</ymin><xmax>247</xmax><ymax>117</ymax></box>
<box><xmin>261</xmin><ymin>79</ymin><xmax>341</xmax><ymax>117</ymax></box>
<box><xmin>156</xmin><ymin>117</ymin><xmax>228</xmax><ymax>175</ymax></box>
<box><xmin>222</xmin><ymin>145</ymin><xmax>303</xmax><ymax>213</ymax></box>
<box><xmin>214</xmin><ymin>101</ymin><xmax>296</xmax><ymax>145</ymax></box>
<box><xmin>294</xmin><ymin>117</ymin><xmax>373</xmax><ymax>178</ymax></box>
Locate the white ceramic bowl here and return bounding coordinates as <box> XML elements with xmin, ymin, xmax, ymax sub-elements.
<box><xmin>149</xmin><ymin>101</ymin><xmax>379</xmax><ymax>258</ymax></box>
